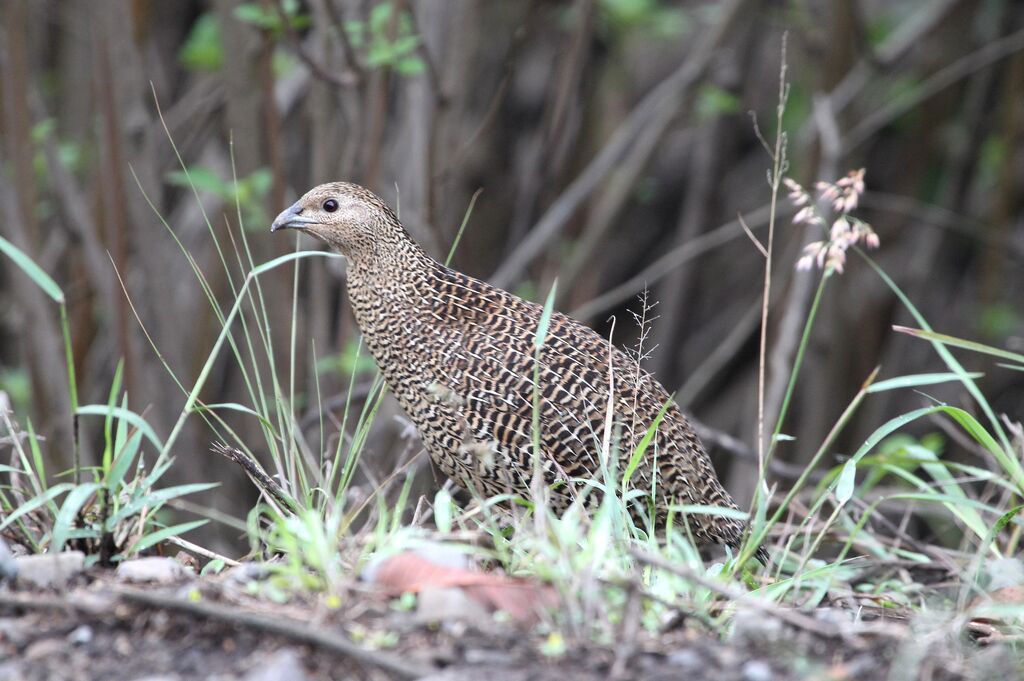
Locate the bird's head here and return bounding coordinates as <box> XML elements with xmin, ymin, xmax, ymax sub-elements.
<box><xmin>270</xmin><ymin>182</ymin><xmax>406</xmax><ymax>259</ymax></box>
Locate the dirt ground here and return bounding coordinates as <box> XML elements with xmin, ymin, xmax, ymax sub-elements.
<box><xmin>0</xmin><ymin>566</ymin><xmax>1020</xmax><ymax>681</ymax></box>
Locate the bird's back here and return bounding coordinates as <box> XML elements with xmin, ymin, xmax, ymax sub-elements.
<box><xmin>348</xmin><ymin>259</ymin><xmax>746</xmax><ymax>548</ymax></box>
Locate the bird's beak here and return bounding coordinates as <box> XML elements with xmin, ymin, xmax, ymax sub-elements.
<box><xmin>271</xmin><ymin>203</ymin><xmax>318</xmax><ymax>233</ymax></box>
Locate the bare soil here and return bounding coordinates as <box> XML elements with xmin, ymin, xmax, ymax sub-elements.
<box><xmin>0</xmin><ymin>568</ymin><xmax>1019</xmax><ymax>681</ymax></box>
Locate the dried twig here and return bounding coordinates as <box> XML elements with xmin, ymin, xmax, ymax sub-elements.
<box><xmin>213</xmin><ymin>443</ymin><xmax>297</xmax><ymax>513</ymax></box>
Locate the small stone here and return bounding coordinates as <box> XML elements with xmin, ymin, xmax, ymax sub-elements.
<box><xmin>0</xmin><ymin>618</ymin><xmax>29</xmax><ymax>647</ymax></box>
<box><xmin>174</xmin><ymin>551</ymin><xmax>199</xmax><ymax>572</ymax></box>
<box><xmin>667</xmin><ymin>649</ymin><xmax>702</xmax><ymax>672</ymax></box>
<box><xmin>0</xmin><ymin>539</ymin><xmax>16</xmax><ymax>582</ymax></box>
<box><xmin>24</xmin><ymin>637</ymin><xmax>66</xmax><ymax>660</ymax></box>
<box><xmin>67</xmin><ymin>625</ymin><xmax>93</xmax><ymax>645</ymax></box>
<box><xmin>742</xmin><ymin>660</ymin><xmax>773</xmax><ymax>681</ymax></box>
<box><xmin>116</xmin><ymin>557</ymin><xmax>193</xmax><ymax>584</ymax></box>
<box><xmin>223</xmin><ymin>562</ymin><xmax>268</xmax><ymax>586</ymax></box>
<box><xmin>14</xmin><ymin>551</ymin><xmax>85</xmax><ymax>589</ymax></box>
<box><xmin>416</xmin><ymin>587</ymin><xmax>491</xmax><ymax>628</ymax></box>
<box><xmin>243</xmin><ymin>648</ymin><xmax>309</xmax><ymax>681</ymax></box>
<box><xmin>729</xmin><ymin>608</ymin><xmax>783</xmax><ymax>647</ymax></box>
<box><xmin>0</xmin><ymin>661</ymin><xmax>23</xmax><ymax>681</ymax></box>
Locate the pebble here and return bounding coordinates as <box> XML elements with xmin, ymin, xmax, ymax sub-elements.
<box><xmin>116</xmin><ymin>557</ymin><xmax>194</xmax><ymax>584</ymax></box>
<box><xmin>242</xmin><ymin>648</ymin><xmax>309</xmax><ymax>681</ymax></box>
<box><xmin>742</xmin><ymin>660</ymin><xmax>773</xmax><ymax>681</ymax></box>
<box><xmin>0</xmin><ymin>539</ymin><xmax>16</xmax><ymax>582</ymax></box>
<box><xmin>24</xmin><ymin>637</ymin><xmax>66</xmax><ymax>660</ymax></box>
<box><xmin>14</xmin><ymin>551</ymin><xmax>85</xmax><ymax>589</ymax></box>
<box><xmin>67</xmin><ymin>624</ymin><xmax>93</xmax><ymax>645</ymax></box>
<box><xmin>0</xmin><ymin>662</ymin><xmax>23</xmax><ymax>681</ymax></box>
<box><xmin>666</xmin><ymin>648</ymin><xmax>703</xmax><ymax>672</ymax></box>
<box><xmin>729</xmin><ymin>608</ymin><xmax>783</xmax><ymax>646</ymax></box>
<box><xmin>222</xmin><ymin>562</ymin><xmax>268</xmax><ymax>587</ymax></box>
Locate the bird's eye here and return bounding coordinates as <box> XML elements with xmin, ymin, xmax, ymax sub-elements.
<box><xmin>323</xmin><ymin>199</ymin><xmax>339</xmax><ymax>213</ymax></box>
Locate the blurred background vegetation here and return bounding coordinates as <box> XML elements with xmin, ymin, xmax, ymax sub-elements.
<box><xmin>1</xmin><ymin>0</ymin><xmax>1022</xmax><ymax>552</ymax></box>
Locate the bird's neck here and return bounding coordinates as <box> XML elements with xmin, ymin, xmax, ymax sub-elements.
<box><xmin>343</xmin><ymin>236</ymin><xmax>440</xmax><ymax>322</ymax></box>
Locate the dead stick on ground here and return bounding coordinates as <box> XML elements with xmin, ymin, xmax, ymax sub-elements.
<box><xmin>113</xmin><ymin>587</ymin><xmax>434</xmax><ymax>679</ymax></box>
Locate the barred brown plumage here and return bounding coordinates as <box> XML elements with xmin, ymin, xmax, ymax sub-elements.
<box><xmin>272</xmin><ymin>182</ymin><xmax>767</xmax><ymax>563</ymax></box>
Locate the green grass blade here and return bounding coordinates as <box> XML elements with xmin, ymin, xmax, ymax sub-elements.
<box><xmin>107</xmin><ymin>430</ymin><xmax>143</xmax><ymax>493</ymax></box>
<box><xmin>0</xmin><ymin>234</ymin><xmax>65</xmax><ymax>304</ymax></box>
<box><xmin>194</xmin><ymin>403</ymin><xmax>277</xmax><ymax>433</ymax></box>
<box><xmin>867</xmin><ymin>371</ymin><xmax>984</xmax><ymax>393</ymax></box>
<box><xmin>534</xmin><ymin>280</ymin><xmax>559</xmax><ymax>350</ymax></box>
<box><xmin>50</xmin><ymin>482</ymin><xmax>101</xmax><ymax>553</ymax></box>
<box><xmin>106</xmin><ymin>482</ymin><xmax>220</xmax><ymax>530</ymax></box>
<box><xmin>126</xmin><ymin>519</ymin><xmax>209</xmax><ymax>555</ymax></box>
<box><xmin>76</xmin><ymin>405</ymin><xmax>164</xmax><ymax>452</ymax></box>
<box><xmin>445</xmin><ymin>188</ymin><xmax>483</xmax><ymax>266</ymax></box>
<box><xmin>894</xmin><ymin>326</ymin><xmax>1024</xmax><ymax>365</ymax></box>
<box><xmin>622</xmin><ymin>396</ymin><xmax>672</xmax><ymax>490</ymax></box>
<box><xmin>0</xmin><ymin>483</ymin><xmax>73</xmax><ymax>532</ymax></box>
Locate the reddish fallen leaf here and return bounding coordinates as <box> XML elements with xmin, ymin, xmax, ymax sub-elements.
<box><xmin>372</xmin><ymin>551</ymin><xmax>558</xmax><ymax>623</ymax></box>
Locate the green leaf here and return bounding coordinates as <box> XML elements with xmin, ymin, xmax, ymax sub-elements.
<box><xmin>0</xmin><ymin>234</ymin><xmax>65</xmax><ymax>304</ymax></box>
<box><xmin>0</xmin><ymin>483</ymin><xmax>74</xmax><ymax>532</ymax></box>
<box><xmin>106</xmin><ymin>482</ymin><xmax>219</xmax><ymax>530</ymax></box>
<box><xmin>180</xmin><ymin>13</ymin><xmax>223</xmax><ymax>71</ymax></box>
<box><xmin>622</xmin><ymin>396</ymin><xmax>672</xmax><ymax>489</ymax></box>
<box><xmin>166</xmin><ymin>167</ymin><xmax>228</xmax><ymax>197</ymax></box>
<box><xmin>835</xmin><ymin>460</ymin><xmax>856</xmax><ymax>505</ymax></box>
<box><xmin>434</xmin><ymin>488</ymin><xmax>453</xmax><ymax>534</ymax></box>
<box><xmin>107</xmin><ymin>430</ymin><xmax>143</xmax><ymax>493</ymax></box>
<box><xmin>76</xmin><ymin>405</ymin><xmax>164</xmax><ymax>452</ymax></box>
<box><xmin>201</xmin><ymin>558</ymin><xmax>227</xmax><ymax>576</ymax></box>
<box><xmin>126</xmin><ymin>519</ymin><xmax>208</xmax><ymax>555</ymax></box>
<box><xmin>51</xmin><ymin>483</ymin><xmax>101</xmax><ymax>553</ymax></box>
<box><xmin>396</xmin><ymin>57</ymin><xmax>425</xmax><ymax>76</ymax></box>
<box><xmin>233</xmin><ymin>3</ymin><xmax>277</xmax><ymax>30</ymax></box>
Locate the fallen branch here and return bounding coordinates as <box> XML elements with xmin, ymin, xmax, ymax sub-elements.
<box><xmin>114</xmin><ymin>586</ymin><xmax>434</xmax><ymax>679</ymax></box>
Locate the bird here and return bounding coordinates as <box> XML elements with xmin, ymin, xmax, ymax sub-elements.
<box><xmin>272</xmin><ymin>182</ymin><xmax>766</xmax><ymax>563</ymax></box>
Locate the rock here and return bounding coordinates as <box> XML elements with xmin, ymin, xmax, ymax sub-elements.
<box><xmin>116</xmin><ymin>557</ymin><xmax>194</xmax><ymax>584</ymax></box>
<box><xmin>243</xmin><ymin>648</ymin><xmax>309</xmax><ymax>681</ymax></box>
<box><xmin>14</xmin><ymin>551</ymin><xmax>85</xmax><ymax>589</ymax></box>
<box><xmin>174</xmin><ymin>551</ymin><xmax>199</xmax><ymax>573</ymax></box>
<box><xmin>742</xmin><ymin>660</ymin><xmax>773</xmax><ymax>681</ymax></box>
<box><xmin>0</xmin><ymin>539</ymin><xmax>16</xmax><ymax>582</ymax></box>
<box><xmin>729</xmin><ymin>608</ymin><xmax>783</xmax><ymax>647</ymax></box>
<box><xmin>223</xmin><ymin>561</ymin><xmax>268</xmax><ymax>587</ymax></box>
<box><xmin>416</xmin><ymin>587</ymin><xmax>491</xmax><ymax>628</ymax></box>
<box><xmin>24</xmin><ymin>637</ymin><xmax>66</xmax><ymax>660</ymax></box>
<box><xmin>67</xmin><ymin>624</ymin><xmax>93</xmax><ymax>645</ymax></box>
<box><xmin>0</xmin><ymin>661</ymin><xmax>24</xmax><ymax>681</ymax></box>
<box><xmin>0</xmin><ymin>618</ymin><xmax>29</xmax><ymax>647</ymax></box>
<box><xmin>667</xmin><ymin>649</ymin><xmax>703</xmax><ymax>672</ymax></box>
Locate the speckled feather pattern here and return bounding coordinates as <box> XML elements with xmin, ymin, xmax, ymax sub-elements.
<box><xmin>284</xmin><ymin>182</ymin><xmax>752</xmax><ymax>552</ymax></box>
